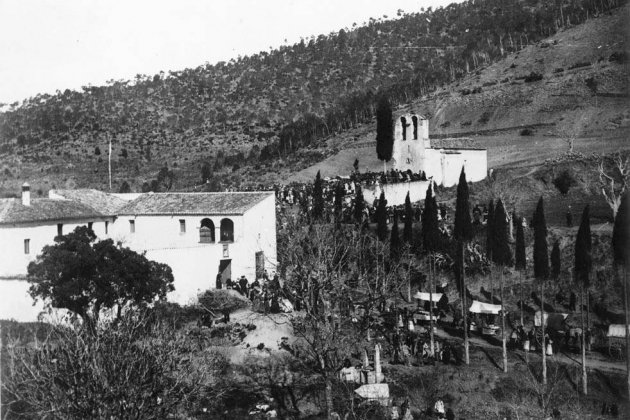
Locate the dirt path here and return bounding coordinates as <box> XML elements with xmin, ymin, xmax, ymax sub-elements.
<box><xmin>434</xmin><ymin>328</ymin><xmax>626</xmax><ymax>374</ymax></box>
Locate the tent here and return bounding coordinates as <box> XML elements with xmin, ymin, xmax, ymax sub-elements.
<box><xmin>412</xmin><ymin>292</ymin><xmax>444</xmax><ymax>302</ymax></box>
<box><xmin>354</xmin><ymin>384</ymin><xmax>390</xmax><ymax>406</ymax></box>
<box><xmin>468</xmin><ymin>300</ymin><xmax>502</xmax><ymax>315</ymax></box>
<box><xmin>534</xmin><ymin>311</ymin><xmax>568</xmax><ymax>328</ymax></box>
<box><xmin>607</xmin><ymin>324</ymin><xmax>630</xmax><ymax>338</ymax></box>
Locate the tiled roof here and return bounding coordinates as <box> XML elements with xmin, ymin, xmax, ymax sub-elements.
<box><xmin>0</xmin><ymin>198</ymin><xmax>105</xmax><ymax>225</ymax></box>
<box><xmin>117</xmin><ymin>192</ymin><xmax>273</xmax><ymax>216</ymax></box>
<box><xmin>51</xmin><ymin>189</ymin><xmax>127</xmax><ymax>215</ymax></box>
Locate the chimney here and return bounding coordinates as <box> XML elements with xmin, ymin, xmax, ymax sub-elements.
<box><xmin>21</xmin><ymin>182</ymin><xmax>30</xmax><ymax>206</ymax></box>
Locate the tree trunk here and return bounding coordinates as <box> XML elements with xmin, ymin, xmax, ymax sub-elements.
<box><xmin>623</xmin><ymin>265</ymin><xmax>630</xmax><ymax>400</ymax></box>
<box><xmin>490</xmin><ymin>268</ymin><xmax>494</xmax><ymax>304</ymax></box>
<box><xmin>581</xmin><ymin>285</ymin><xmax>588</xmax><ymax>395</ymax></box>
<box><xmin>541</xmin><ymin>281</ymin><xmax>547</xmax><ymax>385</ymax></box>
<box><xmin>325</xmin><ymin>378</ymin><xmax>334</xmax><ymax>420</ymax></box>
<box><xmin>520</xmin><ymin>271</ymin><xmax>524</xmax><ymax>327</ymax></box>
<box><xmin>586</xmin><ymin>291</ymin><xmax>591</xmax><ymax>351</ymax></box>
<box><xmin>462</xmin><ymin>242</ymin><xmax>470</xmax><ymax>365</ymax></box>
<box><xmin>429</xmin><ymin>254</ymin><xmax>435</xmax><ymax>358</ymax></box>
<box><xmin>501</xmin><ymin>268</ymin><xmax>508</xmax><ymax>372</ymax></box>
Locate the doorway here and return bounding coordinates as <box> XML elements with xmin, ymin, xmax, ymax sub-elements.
<box><xmin>218</xmin><ymin>259</ymin><xmax>232</xmax><ymax>286</ymax></box>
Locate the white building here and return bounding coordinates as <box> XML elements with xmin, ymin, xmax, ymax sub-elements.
<box><xmin>0</xmin><ymin>185</ymin><xmax>277</xmax><ymax>321</ymax></box>
<box><xmin>364</xmin><ymin>113</ymin><xmax>488</xmax><ymax>205</ymax></box>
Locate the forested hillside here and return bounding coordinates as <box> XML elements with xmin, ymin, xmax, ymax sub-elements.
<box><xmin>0</xmin><ymin>0</ymin><xmax>625</xmax><ymax>194</ymax></box>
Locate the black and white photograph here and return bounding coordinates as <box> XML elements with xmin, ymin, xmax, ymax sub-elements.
<box><xmin>0</xmin><ymin>0</ymin><xmax>628</xmax><ymax>418</ymax></box>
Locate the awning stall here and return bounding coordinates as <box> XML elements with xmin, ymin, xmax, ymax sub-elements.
<box><xmin>468</xmin><ymin>300</ymin><xmax>502</xmax><ymax>315</ymax></box>
<box><xmin>607</xmin><ymin>324</ymin><xmax>630</xmax><ymax>338</ymax></box>
<box><xmin>412</xmin><ymin>292</ymin><xmax>444</xmax><ymax>302</ymax></box>
<box><xmin>534</xmin><ymin>311</ymin><xmax>568</xmax><ymax>328</ymax></box>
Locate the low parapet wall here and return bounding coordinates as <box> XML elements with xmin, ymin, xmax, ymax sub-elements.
<box><xmin>363</xmin><ymin>180</ymin><xmax>431</xmax><ymax>206</ymax></box>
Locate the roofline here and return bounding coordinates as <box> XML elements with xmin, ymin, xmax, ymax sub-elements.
<box><xmin>116</xmin><ymin>212</ymin><xmax>247</xmax><ymax>217</ymax></box>
<box><xmin>0</xmin><ymin>215</ymin><xmax>114</xmax><ymax>226</ymax></box>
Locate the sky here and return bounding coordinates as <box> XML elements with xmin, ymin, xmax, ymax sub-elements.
<box><xmin>0</xmin><ymin>0</ymin><xmax>462</xmax><ymax>105</ymax></box>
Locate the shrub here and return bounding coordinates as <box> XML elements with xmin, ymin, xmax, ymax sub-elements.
<box><xmin>94</xmin><ymin>146</ymin><xmax>101</xmax><ymax>155</ymax></box>
<box><xmin>524</xmin><ymin>72</ymin><xmax>543</xmax><ymax>83</ymax></box>
<box><xmin>3</xmin><ymin>311</ymin><xmax>224</xmax><ymax>418</ymax></box>
<box><xmin>520</xmin><ymin>128</ymin><xmax>533</xmax><ymax>136</ymax></box>
<box><xmin>478</xmin><ymin>111</ymin><xmax>492</xmax><ymax>125</ymax></box>
<box><xmin>553</xmin><ymin>170</ymin><xmax>576</xmax><ymax>195</ymax></box>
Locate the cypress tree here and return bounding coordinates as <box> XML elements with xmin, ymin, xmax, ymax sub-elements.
<box><xmin>376</xmin><ymin>95</ymin><xmax>394</xmax><ymax>171</ymax></box>
<box><xmin>532</xmin><ymin>196</ymin><xmax>549</xmax><ymax>384</ymax></box>
<box><xmin>333</xmin><ymin>182</ymin><xmax>344</xmax><ymax>222</ymax></box>
<box><xmin>376</xmin><ymin>191</ymin><xmax>388</xmax><ymax>241</ymax></box>
<box><xmin>354</xmin><ymin>184</ymin><xmax>365</xmax><ymax>224</ymax></box>
<box><xmin>454</xmin><ymin>167</ymin><xmax>473</xmax><ymax>364</ymax></box>
<box><xmin>404</xmin><ymin>192</ymin><xmax>413</xmax><ymax>243</ymax></box>
<box><xmin>421</xmin><ymin>183</ymin><xmax>440</xmax><ymax>356</ymax></box>
<box><xmin>422</xmin><ymin>184</ymin><xmax>439</xmax><ymax>253</ymax></box>
<box><xmin>486</xmin><ymin>199</ymin><xmax>495</xmax><ymax>259</ymax></box>
<box><xmin>494</xmin><ymin>199</ymin><xmax>513</xmax><ymax>372</ymax></box>
<box><xmin>551</xmin><ymin>241</ymin><xmax>561</xmax><ymax>280</ymax></box>
<box><xmin>515</xmin><ymin>216</ymin><xmax>526</xmax><ymax>327</ymax></box>
<box><xmin>486</xmin><ymin>199</ymin><xmax>496</xmax><ymax>302</ymax></box>
<box><xmin>612</xmin><ymin>193</ymin><xmax>630</xmax><ymax>399</ymax></box>
<box><xmin>574</xmin><ymin>205</ymin><xmax>591</xmax><ymax>395</ymax></box>
<box><xmin>390</xmin><ymin>210</ymin><xmax>400</xmax><ymax>261</ymax></box>
<box><xmin>312</xmin><ymin>170</ymin><xmax>324</xmax><ymax>220</ymax></box>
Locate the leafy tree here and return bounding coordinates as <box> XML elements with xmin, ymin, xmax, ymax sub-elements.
<box><xmin>94</xmin><ymin>146</ymin><xmax>101</xmax><ymax>155</ymax></box>
<box><xmin>118</xmin><ymin>180</ymin><xmax>131</xmax><ymax>193</ymax></box>
<box><xmin>574</xmin><ymin>205</ymin><xmax>591</xmax><ymax>395</ymax></box>
<box><xmin>376</xmin><ymin>191</ymin><xmax>388</xmax><ymax>241</ymax></box>
<box><xmin>120</xmin><ymin>148</ymin><xmax>128</xmax><ymax>159</ymax></box>
<box><xmin>612</xmin><ymin>193</ymin><xmax>630</xmax><ymax>399</ymax></box>
<box><xmin>156</xmin><ymin>165</ymin><xmax>175</xmax><ymax>191</ymax></box>
<box><xmin>27</xmin><ymin>226</ymin><xmax>174</xmax><ymax>327</ymax></box>
<box><xmin>403</xmin><ymin>191</ymin><xmax>413</xmax><ymax>243</ymax></box>
<box><xmin>353</xmin><ymin>158</ymin><xmax>359</xmax><ymax>172</ymax></box>
<box><xmin>454</xmin><ymin>168</ymin><xmax>473</xmax><ymax>364</ymax></box>
<box><xmin>515</xmin><ymin>216</ymin><xmax>526</xmax><ymax>326</ymax></box>
<box><xmin>493</xmin><ymin>199</ymin><xmax>512</xmax><ymax>372</ymax></box>
<box><xmin>201</xmin><ymin>162</ymin><xmax>213</xmax><ymax>183</ymax></box>
<box><xmin>375</xmin><ymin>95</ymin><xmax>393</xmax><ymax>171</ymax></box>
<box><xmin>312</xmin><ymin>170</ymin><xmax>324</xmax><ymax>220</ymax></box>
<box><xmin>532</xmin><ymin>196</ymin><xmax>549</xmax><ymax>384</ymax></box>
<box><xmin>353</xmin><ymin>184</ymin><xmax>365</xmax><ymax>225</ymax></box>
<box><xmin>390</xmin><ymin>210</ymin><xmax>400</xmax><ymax>261</ymax></box>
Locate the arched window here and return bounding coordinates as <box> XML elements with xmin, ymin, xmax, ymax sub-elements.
<box><xmin>412</xmin><ymin>116</ymin><xmax>418</xmax><ymax>140</ymax></box>
<box><xmin>199</xmin><ymin>218</ymin><xmax>215</xmax><ymax>243</ymax></box>
<box><xmin>400</xmin><ymin>117</ymin><xmax>407</xmax><ymax>140</ymax></box>
<box><xmin>220</xmin><ymin>218</ymin><xmax>234</xmax><ymax>242</ymax></box>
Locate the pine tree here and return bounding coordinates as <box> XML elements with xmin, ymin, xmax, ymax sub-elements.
<box><xmin>403</xmin><ymin>192</ymin><xmax>413</xmax><ymax>243</ymax></box>
<box><xmin>354</xmin><ymin>184</ymin><xmax>365</xmax><ymax>225</ymax></box>
<box><xmin>515</xmin><ymin>216</ymin><xmax>526</xmax><ymax>327</ymax></box>
<box><xmin>494</xmin><ymin>199</ymin><xmax>513</xmax><ymax>372</ymax></box>
<box><xmin>612</xmin><ymin>193</ymin><xmax>630</xmax><ymax>399</ymax></box>
<box><xmin>574</xmin><ymin>205</ymin><xmax>591</xmax><ymax>395</ymax></box>
<box><xmin>376</xmin><ymin>191</ymin><xmax>388</xmax><ymax>241</ymax></box>
<box><xmin>532</xmin><ymin>196</ymin><xmax>549</xmax><ymax>384</ymax></box>
<box><xmin>312</xmin><ymin>170</ymin><xmax>324</xmax><ymax>220</ymax></box>
<box><xmin>376</xmin><ymin>95</ymin><xmax>394</xmax><ymax>171</ymax></box>
<box><xmin>454</xmin><ymin>168</ymin><xmax>473</xmax><ymax>364</ymax></box>
<box><xmin>390</xmin><ymin>210</ymin><xmax>400</xmax><ymax>261</ymax></box>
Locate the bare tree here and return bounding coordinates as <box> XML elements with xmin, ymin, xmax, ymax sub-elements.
<box><xmin>597</xmin><ymin>153</ymin><xmax>630</xmax><ymax>218</ymax></box>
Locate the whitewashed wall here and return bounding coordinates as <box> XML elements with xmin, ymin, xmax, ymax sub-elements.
<box><xmin>0</xmin><ymin>279</ymin><xmax>45</xmax><ymax>322</ymax></box>
<box><xmin>0</xmin><ymin>218</ymin><xmax>112</xmax><ymax>277</ymax></box>
<box><xmin>424</xmin><ymin>149</ymin><xmax>488</xmax><ymax>187</ymax></box>
<box><xmin>363</xmin><ymin>180</ymin><xmax>431</xmax><ymax>207</ymax></box>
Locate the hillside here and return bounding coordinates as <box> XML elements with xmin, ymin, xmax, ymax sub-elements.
<box><xmin>0</xmin><ymin>0</ymin><xmax>626</xmax><ymax>196</ymax></box>
<box><xmin>286</xmin><ymin>5</ymin><xmax>629</xmax><ymax>225</ymax></box>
